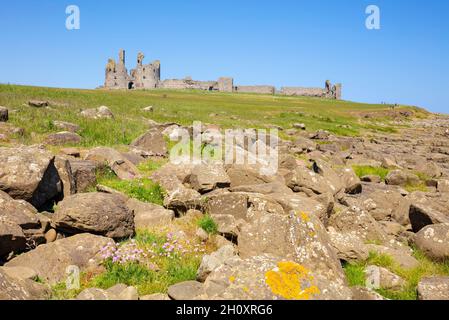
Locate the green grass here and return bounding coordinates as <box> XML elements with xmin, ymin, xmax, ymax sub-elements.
<box><xmin>0</xmin><ymin>84</ymin><xmax>427</xmax><ymax>149</ymax></box>
<box><xmin>95</xmin><ymin>167</ymin><xmax>165</xmax><ymax>205</ymax></box>
<box><xmin>352</xmin><ymin>165</ymin><xmax>390</xmax><ymax>181</ymax></box>
<box><xmin>197</xmin><ymin>215</ymin><xmax>218</xmax><ymax>235</ymax></box>
<box><xmin>343</xmin><ymin>249</ymin><xmax>449</xmax><ymax>300</ymax></box>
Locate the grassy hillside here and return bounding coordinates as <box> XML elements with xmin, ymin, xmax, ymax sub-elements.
<box><xmin>0</xmin><ymin>84</ymin><xmax>427</xmax><ymax>148</ymax></box>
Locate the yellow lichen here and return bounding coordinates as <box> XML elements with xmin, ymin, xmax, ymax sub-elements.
<box><xmin>265</xmin><ymin>261</ymin><xmax>320</xmax><ymax>300</ymax></box>
<box><xmin>299</xmin><ymin>211</ymin><xmax>310</xmax><ymax>222</ymax></box>
<box><xmin>229</xmin><ymin>276</ymin><xmax>236</xmax><ymax>283</ymax></box>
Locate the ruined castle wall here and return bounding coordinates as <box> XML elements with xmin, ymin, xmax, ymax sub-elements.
<box><xmin>104</xmin><ymin>49</ymin><xmax>132</xmax><ymax>89</ymax></box>
<box><xmin>280</xmin><ymin>87</ymin><xmax>327</xmax><ymax>97</ymax></box>
<box><xmin>218</xmin><ymin>77</ymin><xmax>234</xmax><ymax>92</ymax></box>
<box><xmin>235</xmin><ymin>85</ymin><xmax>275</xmax><ymax>95</ymax></box>
<box><xmin>159</xmin><ymin>79</ymin><xmax>218</xmax><ymax>91</ymax></box>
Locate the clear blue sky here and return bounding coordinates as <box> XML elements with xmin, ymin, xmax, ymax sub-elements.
<box><xmin>1</xmin><ymin>0</ymin><xmax>448</xmax><ymax>112</ymax></box>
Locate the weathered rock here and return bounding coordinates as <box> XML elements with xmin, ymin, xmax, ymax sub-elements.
<box><xmin>130</xmin><ymin>128</ymin><xmax>167</xmax><ymax>156</ymax></box>
<box><xmin>360</xmin><ymin>189</ymin><xmax>411</xmax><ymax>225</ymax></box>
<box><xmin>293</xmin><ymin>123</ymin><xmax>306</xmax><ymax>130</ymax></box>
<box><xmin>0</xmin><ymin>106</ymin><xmax>8</xmax><ymax>122</ymax></box>
<box><xmin>76</xmin><ymin>288</ymin><xmax>115</xmax><ymax>300</ymax></box>
<box><xmin>189</xmin><ymin>164</ymin><xmax>231</xmax><ymax>193</ymax></box>
<box><xmin>327</xmin><ymin>227</ymin><xmax>369</xmax><ymax>263</ymax></box>
<box><xmin>5</xmin><ymin>233</ymin><xmax>110</xmax><ymax>284</ymax></box>
<box><xmin>365</xmin><ymin>244</ymin><xmax>419</xmax><ymax>270</ymax></box>
<box><xmin>385</xmin><ymin>170</ymin><xmax>420</xmax><ymax>186</ymax></box>
<box><xmin>203</xmin><ymin>254</ymin><xmax>351</xmax><ymax>300</ymax></box>
<box><xmin>361</xmin><ymin>175</ymin><xmax>382</xmax><ymax>183</ymax></box>
<box><xmin>417</xmin><ymin>276</ymin><xmax>449</xmax><ymax>300</ymax></box>
<box><xmin>142</xmin><ymin>106</ymin><xmax>154</xmax><ymax>112</ymax></box>
<box><xmin>350</xmin><ymin>286</ymin><xmax>385</xmax><ymax>300</ymax></box>
<box><xmin>45</xmin><ymin>131</ymin><xmax>82</xmax><ymax>145</ymax></box>
<box><xmin>126</xmin><ymin>198</ymin><xmax>174</xmax><ymax>229</ymax></box>
<box><xmin>408</xmin><ymin>192</ymin><xmax>449</xmax><ymax>232</ymax></box>
<box><xmin>0</xmin><ymin>146</ymin><xmax>62</xmax><ymax>210</ymax></box>
<box><xmin>44</xmin><ymin>229</ymin><xmax>57</xmax><ymax>243</ymax></box>
<box><xmin>365</xmin><ymin>265</ymin><xmax>405</xmax><ymax>291</ymax></box>
<box><xmin>81</xmin><ymin>106</ymin><xmax>114</xmax><ymax>119</ymax></box>
<box><xmin>211</xmin><ymin>214</ymin><xmax>239</xmax><ymax>238</ymax></box>
<box><xmin>0</xmin><ymin>266</ymin><xmax>38</xmax><ymax>281</ymax></box>
<box><xmin>85</xmin><ymin>147</ymin><xmax>140</xmax><ymax>180</ymax></box>
<box><xmin>328</xmin><ymin>206</ymin><xmax>388</xmax><ymax>244</ymax></box>
<box><xmin>28</xmin><ymin>100</ymin><xmax>49</xmax><ymax>108</ymax></box>
<box><xmin>68</xmin><ymin>159</ymin><xmax>98</xmax><ymax>193</ymax></box>
<box><xmin>0</xmin><ymin>222</ymin><xmax>26</xmax><ymax>257</ymax></box>
<box><xmin>414</xmin><ymin>224</ymin><xmax>449</xmax><ymax>261</ymax></box>
<box><xmin>205</xmin><ymin>192</ymin><xmax>248</xmax><ymax>220</ymax></box>
<box><xmin>0</xmin><ymin>268</ymin><xmax>50</xmax><ymax>300</ymax></box>
<box><xmin>285</xmin><ymin>164</ymin><xmax>341</xmax><ymax>196</ymax></box>
<box><xmin>167</xmin><ymin>281</ymin><xmax>204</xmax><ymax>300</ymax></box>
<box><xmin>196</xmin><ymin>227</ymin><xmax>209</xmax><ymax>242</ymax></box>
<box><xmin>52</xmin><ymin>193</ymin><xmax>135</xmax><ymax>239</ymax></box>
<box><xmin>197</xmin><ymin>245</ymin><xmax>236</xmax><ymax>282</ymax></box>
<box><xmin>226</xmin><ymin>165</ymin><xmax>274</xmax><ymax>187</ymax></box>
<box><xmin>437</xmin><ymin>180</ymin><xmax>449</xmax><ymax>193</ymax></box>
<box><xmin>340</xmin><ymin>167</ymin><xmax>362</xmax><ymax>194</ymax></box>
<box><xmin>140</xmin><ymin>293</ymin><xmax>170</xmax><ymax>300</ymax></box>
<box><xmin>54</xmin><ymin>156</ymin><xmax>76</xmax><ymax>198</ymax></box>
<box><xmin>52</xmin><ymin>121</ymin><xmax>80</xmax><ymax>133</ymax></box>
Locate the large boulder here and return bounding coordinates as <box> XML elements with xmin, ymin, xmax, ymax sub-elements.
<box><xmin>328</xmin><ymin>206</ymin><xmax>388</xmax><ymax>244</ymax></box>
<box><xmin>0</xmin><ymin>191</ymin><xmax>42</xmax><ymax>257</ymax></box>
<box><xmin>339</xmin><ymin>167</ymin><xmax>362</xmax><ymax>194</ymax></box>
<box><xmin>126</xmin><ymin>198</ymin><xmax>174</xmax><ymax>229</ymax></box>
<box><xmin>52</xmin><ymin>193</ymin><xmax>135</xmax><ymax>238</ymax></box>
<box><xmin>5</xmin><ymin>233</ymin><xmax>111</xmax><ymax>284</ymax></box>
<box><xmin>130</xmin><ymin>128</ymin><xmax>167</xmax><ymax>156</ymax></box>
<box><xmin>226</xmin><ymin>164</ymin><xmax>274</xmax><ymax>187</ymax></box>
<box><xmin>285</xmin><ymin>164</ymin><xmax>341</xmax><ymax>196</ymax></box>
<box><xmin>0</xmin><ymin>268</ymin><xmax>50</xmax><ymax>300</ymax></box>
<box><xmin>0</xmin><ymin>146</ymin><xmax>62</xmax><ymax>210</ymax></box>
<box><xmin>52</xmin><ymin>120</ymin><xmax>80</xmax><ymax>133</ymax></box>
<box><xmin>238</xmin><ymin>211</ymin><xmax>351</xmax><ymax>299</ymax></box>
<box><xmin>189</xmin><ymin>164</ymin><xmax>231</xmax><ymax>193</ymax></box>
<box><xmin>202</xmin><ymin>254</ymin><xmax>351</xmax><ymax>300</ymax></box>
<box><xmin>385</xmin><ymin>170</ymin><xmax>420</xmax><ymax>186</ymax></box>
<box><xmin>167</xmin><ymin>281</ymin><xmax>205</xmax><ymax>300</ymax></box>
<box><xmin>85</xmin><ymin>147</ymin><xmax>140</xmax><ymax>180</ymax></box>
<box><xmin>414</xmin><ymin>224</ymin><xmax>449</xmax><ymax>261</ymax></box>
<box><xmin>417</xmin><ymin>276</ymin><xmax>449</xmax><ymax>300</ymax></box>
<box><xmin>327</xmin><ymin>227</ymin><xmax>369</xmax><ymax>263</ymax></box>
<box><xmin>408</xmin><ymin>192</ymin><xmax>449</xmax><ymax>232</ymax></box>
<box><xmin>68</xmin><ymin>159</ymin><xmax>98</xmax><ymax>193</ymax></box>
<box><xmin>196</xmin><ymin>245</ymin><xmax>236</xmax><ymax>282</ymax></box>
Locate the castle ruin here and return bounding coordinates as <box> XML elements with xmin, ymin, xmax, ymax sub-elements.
<box><xmin>103</xmin><ymin>49</ymin><xmax>342</xmax><ymax>99</ymax></box>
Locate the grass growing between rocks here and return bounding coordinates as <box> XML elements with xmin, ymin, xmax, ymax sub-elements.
<box><xmin>343</xmin><ymin>249</ymin><xmax>449</xmax><ymax>300</ymax></box>
<box><xmin>94</xmin><ymin>166</ymin><xmax>165</xmax><ymax>205</ymax></box>
<box><xmin>352</xmin><ymin>165</ymin><xmax>390</xmax><ymax>181</ymax></box>
<box><xmin>197</xmin><ymin>215</ymin><xmax>218</xmax><ymax>235</ymax></box>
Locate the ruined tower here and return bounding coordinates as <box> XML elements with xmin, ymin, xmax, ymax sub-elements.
<box><xmin>131</xmin><ymin>52</ymin><xmax>161</xmax><ymax>89</ymax></box>
<box><xmin>104</xmin><ymin>49</ymin><xmax>132</xmax><ymax>89</ymax></box>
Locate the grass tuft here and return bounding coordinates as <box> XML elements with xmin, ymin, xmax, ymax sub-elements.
<box><xmin>197</xmin><ymin>215</ymin><xmax>218</xmax><ymax>235</ymax></box>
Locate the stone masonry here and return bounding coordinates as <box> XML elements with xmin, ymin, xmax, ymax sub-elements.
<box><xmin>102</xmin><ymin>49</ymin><xmax>342</xmax><ymax>99</ymax></box>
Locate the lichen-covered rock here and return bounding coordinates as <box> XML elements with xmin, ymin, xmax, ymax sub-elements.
<box><xmin>414</xmin><ymin>224</ymin><xmax>449</xmax><ymax>261</ymax></box>
<box><xmin>408</xmin><ymin>192</ymin><xmax>449</xmax><ymax>232</ymax></box>
<box><xmin>126</xmin><ymin>198</ymin><xmax>174</xmax><ymax>229</ymax></box>
<box><xmin>130</xmin><ymin>128</ymin><xmax>167</xmax><ymax>156</ymax></box>
<box><xmin>327</xmin><ymin>227</ymin><xmax>369</xmax><ymax>263</ymax></box>
<box><xmin>45</xmin><ymin>131</ymin><xmax>82</xmax><ymax>145</ymax></box>
<box><xmin>189</xmin><ymin>164</ymin><xmax>231</xmax><ymax>193</ymax></box>
<box><xmin>417</xmin><ymin>276</ymin><xmax>449</xmax><ymax>300</ymax></box>
<box><xmin>85</xmin><ymin>147</ymin><xmax>140</xmax><ymax>180</ymax></box>
<box><xmin>0</xmin><ymin>268</ymin><xmax>50</xmax><ymax>300</ymax></box>
<box><xmin>328</xmin><ymin>206</ymin><xmax>388</xmax><ymax>244</ymax></box>
<box><xmin>202</xmin><ymin>254</ymin><xmax>351</xmax><ymax>300</ymax></box>
<box><xmin>52</xmin><ymin>193</ymin><xmax>135</xmax><ymax>239</ymax></box>
<box><xmin>5</xmin><ymin>233</ymin><xmax>111</xmax><ymax>284</ymax></box>
<box><xmin>340</xmin><ymin>167</ymin><xmax>362</xmax><ymax>194</ymax></box>
<box><xmin>68</xmin><ymin>159</ymin><xmax>98</xmax><ymax>193</ymax></box>
<box><xmin>0</xmin><ymin>146</ymin><xmax>62</xmax><ymax>210</ymax></box>
<box><xmin>197</xmin><ymin>245</ymin><xmax>236</xmax><ymax>282</ymax></box>
<box><xmin>365</xmin><ymin>265</ymin><xmax>405</xmax><ymax>291</ymax></box>
<box><xmin>385</xmin><ymin>170</ymin><xmax>420</xmax><ymax>186</ymax></box>
<box><xmin>168</xmin><ymin>281</ymin><xmax>205</xmax><ymax>300</ymax></box>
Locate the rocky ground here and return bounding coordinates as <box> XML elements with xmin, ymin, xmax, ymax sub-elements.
<box><xmin>1</xmin><ymin>98</ymin><xmax>449</xmax><ymax>300</ymax></box>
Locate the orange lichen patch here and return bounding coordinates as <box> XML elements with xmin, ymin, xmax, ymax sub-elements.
<box><xmin>229</xmin><ymin>276</ymin><xmax>236</xmax><ymax>283</ymax></box>
<box><xmin>299</xmin><ymin>211</ymin><xmax>310</xmax><ymax>222</ymax></box>
<box><xmin>265</xmin><ymin>261</ymin><xmax>320</xmax><ymax>300</ymax></box>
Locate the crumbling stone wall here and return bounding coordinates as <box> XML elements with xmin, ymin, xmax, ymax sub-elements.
<box><xmin>280</xmin><ymin>81</ymin><xmax>342</xmax><ymax>99</ymax></box>
<box><xmin>131</xmin><ymin>52</ymin><xmax>161</xmax><ymax>89</ymax></box>
<box><xmin>159</xmin><ymin>78</ymin><xmax>219</xmax><ymax>91</ymax></box>
<box><xmin>235</xmin><ymin>85</ymin><xmax>276</xmax><ymax>95</ymax></box>
<box><xmin>218</xmin><ymin>77</ymin><xmax>234</xmax><ymax>93</ymax></box>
